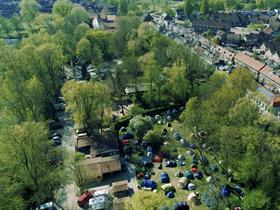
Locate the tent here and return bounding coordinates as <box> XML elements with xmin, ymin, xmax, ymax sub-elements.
<box><xmin>141</xmin><ymin>180</ymin><xmax>157</xmax><ymax>190</ymax></box>
<box><xmin>194</xmin><ymin>171</ymin><xmax>203</xmax><ymax>180</ymax></box>
<box><xmin>160</xmin><ymin>172</ymin><xmax>170</xmax><ymax>183</ymax></box>
<box><xmin>122</xmin><ymin>139</ymin><xmax>129</xmax><ymax>145</ymax></box>
<box><xmin>186</xmin><ymin>150</ymin><xmax>194</xmax><ymax>156</ymax></box>
<box><xmin>161</xmin><ymin>183</ymin><xmax>173</xmax><ymax>191</ymax></box>
<box><xmin>173</xmin><ymin>201</ymin><xmax>189</xmax><ymax>210</ymax></box>
<box><xmin>206</xmin><ymin>176</ymin><xmax>213</xmax><ymax>183</ymax></box>
<box><xmin>210</xmin><ymin>164</ymin><xmax>218</xmax><ymax>172</ymax></box>
<box><xmin>140</xmin><ymin>157</ymin><xmax>152</xmax><ymax>166</ymax></box>
<box><xmin>221</xmin><ymin>185</ymin><xmax>231</xmax><ymax>198</ymax></box>
<box><xmin>167</xmin><ymin>109</ymin><xmax>173</xmax><ymax>116</ymax></box>
<box><xmin>167</xmin><ymin>115</ymin><xmax>173</xmax><ymax>122</ymax></box>
<box><xmin>172</xmin><ymin>109</ymin><xmax>178</xmax><ymax>114</ymax></box>
<box><xmin>146</xmin><ymin>146</ymin><xmax>153</xmax><ymax>152</ymax></box>
<box><xmin>154</xmin><ymin>155</ymin><xmax>163</xmax><ymax>163</ymax></box>
<box><xmin>191</xmin><ymin>167</ymin><xmax>198</xmax><ymax>173</ymax></box>
<box><xmin>166</xmin><ymin>160</ymin><xmax>177</xmax><ymax>167</ymax></box>
<box><xmin>175</xmin><ymin>171</ymin><xmax>184</xmax><ymax>177</ymax></box>
<box><xmin>160</xmin><ymin>206</ymin><xmax>169</xmax><ymax>210</ymax></box>
<box><xmin>184</xmin><ymin>171</ymin><xmax>194</xmax><ymax>180</ymax></box>
<box><xmin>178</xmin><ymin>155</ymin><xmax>185</xmax><ymax>160</ymax></box>
<box><xmin>178</xmin><ymin>160</ymin><xmax>185</xmax><ymax>166</ymax></box>
<box><xmin>121</xmin><ymin>132</ymin><xmax>134</xmax><ymax>140</ymax></box>
<box><xmin>178</xmin><ymin>177</ymin><xmax>188</xmax><ymax>189</ymax></box>
<box><xmin>155</xmin><ymin>115</ymin><xmax>161</xmax><ymax>121</ymax></box>
<box><xmin>187</xmin><ymin>183</ymin><xmax>196</xmax><ymax>191</ymax></box>
<box><xmin>188</xmin><ymin>192</ymin><xmax>201</xmax><ymax>206</ymax></box>
<box><xmin>167</xmin><ymin>191</ymin><xmax>175</xmax><ymax>198</ymax></box>
<box><xmin>200</xmin><ymin>156</ymin><xmax>209</xmax><ymax>165</ymax></box>
<box><xmin>147</xmin><ymin>152</ymin><xmax>153</xmax><ymax>158</ymax></box>
<box><xmin>189</xmin><ymin>144</ymin><xmax>196</xmax><ymax>149</ymax></box>
<box><xmin>180</xmin><ymin>139</ymin><xmax>189</xmax><ymax>146</ymax></box>
<box><xmin>173</xmin><ymin>132</ymin><xmax>181</xmax><ymax>140</ymax></box>
<box><xmin>120</xmin><ymin>127</ymin><xmax>126</xmax><ymax>132</ymax></box>
<box><xmin>191</xmin><ymin>155</ymin><xmax>199</xmax><ymax>164</ymax></box>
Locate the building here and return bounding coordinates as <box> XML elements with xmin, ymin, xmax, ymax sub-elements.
<box><xmin>272</xmin><ymin>95</ymin><xmax>280</xmax><ymax>107</ymax></box>
<box><xmin>259</xmin><ymin>66</ymin><xmax>280</xmax><ymax>93</ymax></box>
<box><xmin>91</xmin><ymin>15</ymin><xmax>117</xmax><ymax>32</ymax></box>
<box><xmin>234</xmin><ymin>52</ymin><xmax>265</xmax><ymax>75</ymax></box>
<box><xmin>260</xmin><ymin>41</ymin><xmax>280</xmax><ymax>65</ymax></box>
<box><xmin>80</xmin><ymin>155</ymin><xmax>121</xmax><ymax>179</ymax></box>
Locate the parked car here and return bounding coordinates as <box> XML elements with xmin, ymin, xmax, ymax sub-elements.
<box><xmin>76</xmin><ymin>128</ymin><xmax>87</xmax><ymax>135</ymax></box>
<box><xmin>53</xmin><ymin>136</ymin><xmax>62</xmax><ymax>146</ymax></box>
<box><xmin>78</xmin><ymin>191</ymin><xmax>93</xmax><ymax>207</ymax></box>
<box><xmin>36</xmin><ymin>201</ymin><xmax>57</xmax><ymax>210</ymax></box>
<box><xmin>49</xmin><ymin>121</ymin><xmax>63</xmax><ymax>130</ymax></box>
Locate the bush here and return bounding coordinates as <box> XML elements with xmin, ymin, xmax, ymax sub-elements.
<box><xmin>143</xmin><ymin>129</ymin><xmax>164</xmax><ymax>151</ymax></box>
<box><xmin>161</xmin><ymin>145</ymin><xmax>178</xmax><ymax>159</ymax></box>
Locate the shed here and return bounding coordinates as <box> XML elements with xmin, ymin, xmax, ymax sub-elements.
<box><xmin>112</xmin><ymin>180</ymin><xmax>128</xmax><ymax>194</ymax></box>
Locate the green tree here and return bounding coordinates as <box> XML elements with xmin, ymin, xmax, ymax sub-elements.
<box><xmin>53</xmin><ymin>0</ymin><xmax>74</xmax><ymax>17</ymax></box>
<box><xmin>129</xmin><ymin>115</ymin><xmax>153</xmax><ymax>140</ymax></box>
<box><xmin>118</xmin><ymin>0</ymin><xmax>128</xmax><ymax>16</ymax></box>
<box><xmin>184</xmin><ymin>0</ymin><xmax>193</xmax><ymax>17</ymax></box>
<box><xmin>62</xmin><ymin>81</ymin><xmax>112</xmax><ymax>132</ymax></box>
<box><xmin>242</xmin><ymin>190</ymin><xmax>271</xmax><ymax>210</ymax></box>
<box><xmin>0</xmin><ymin>122</ymin><xmax>66</xmax><ymax>208</ymax></box>
<box><xmin>200</xmin><ymin>0</ymin><xmax>210</xmax><ymax>16</ymax></box>
<box><xmin>19</xmin><ymin>0</ymin><xmax>41</xmax><ymax>24</ymax></box>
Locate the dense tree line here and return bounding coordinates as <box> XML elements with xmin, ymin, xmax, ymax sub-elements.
<box><xmin>183</xmin><ymin>0</ymin><xmax>280</xmax><ymax>16</ymax></box>
<box><xmin>180</xmin><ymin>69</ymin><xmax>280</xmax><ymax>209</ymax></box>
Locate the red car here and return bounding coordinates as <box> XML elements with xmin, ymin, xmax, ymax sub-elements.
<box><xmin>77</xmin><ymin>191</ymin><xmax>93</xmax><ymax>207</ymax></box>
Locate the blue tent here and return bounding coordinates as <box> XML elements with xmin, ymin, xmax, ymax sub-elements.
<box><xmin>173</xmin><ymin>201</ymin><xmax>189</xmax><ymax>210</ymax></box>
<box><xmin>121</xmin><ymin>132</ymin><xmax>134</xmax><ymax>140</ymax></box>
<box><xmin>141</xmin><ymin>180</ymin><xmax>157</xmax><ymax>190</ymax></box>
<box><xmin>191</xmin><ymin>155</ymin><xmax>199</xmax><ymax>164</ymax></box>
<box><xmin>166</xmin><ymin>160</ymin><xmax>177</xmax><ymax>167</ymax></box>
<box><xmin>120</xmin><ymin>127</ymin><xmax>127</xmax><ymax>132</ymax></box>
<box><xmin>187</xmin><ymin>183</ymin><xmax>196</xmax><ymax>191</ymax></box>
<box><xmin>167</xmin><ymin>115</ymin><xmax>173</xmax><ymax>122</ymax></box>
<box><xmin>167</xmin><ymin>191</ymin><xmax>175</xmax><ymax>198</ymax></box>
<box><xmin>194</xmin><ymin>171</ymin><xmax>203</xmax><ymax>180</ymax></box>
<box><xmin>173</xmin><ymin>132</ymin><xmax>181</xmax><ymax>140</ymax></box>
<box><xmin>160</xmin><ymin>172</ymin><xmax>170</xmax><ymax>183</ymax></box>
<box><xmin>140</xmin><ymin>157</ymin><xmax>152</xmax><ymax>166</ymax></box>
<box><xmin>184</xmin><ymin>171</ymin><xmax>194</xmax><ymax>180</ymax></box>
<box><xmin>189</xmin><ymin>143</ymin><xmax>197</xmax><ymax>149</ymax></box>
<box><xmin>210</xmin><ymin>164</ymin><xmax>218</xmax><ymax>172</ymax></box>
<box><xmin>146</xmin><ymin>146</ymin><xmax>153</xmax><ymax>152</ymax></box>
<box><xmin>220</xmin><ymin>185</ymin><xmax>231</xmax><ymax>198</ymax></box>
<box><xmin>172</xmin><ymin>109</ymin><xmax>178</xmax><ymax>114</ymax></box>
<box><xmin>200</xmin><ymin>156</ymin><xmax>209</xmax><ymax>165</ymax></box>
<box><xmin>167</xmin><ymin>109</ymin><xmax>173</xmax><ymax>116</ymax></box>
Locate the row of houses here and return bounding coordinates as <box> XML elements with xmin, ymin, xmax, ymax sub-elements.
<box><xmin>235</xmin><ymin>52</ymin><xmax>280</xmax><ymax>94</ymax></box>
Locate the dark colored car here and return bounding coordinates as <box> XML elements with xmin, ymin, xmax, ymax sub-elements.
<box><xmin>53</xmin><ymin>136</ymin><xmax>62</xmax><ymax>146</ymax></box>
<box><xmin>49</xmin><ymin>121</ymin><xmax>63</xmax><ymax>130</ymax></box>
<box><xmin>77</xmin><ymin>191</ymin><xmax>93</xmax><ymax>207</ymax></box>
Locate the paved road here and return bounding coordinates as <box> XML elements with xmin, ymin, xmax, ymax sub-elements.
<box><xmin>56</xmin><ymin>111</ymin><xmax>80</xmax><ymax>210</ymax></box>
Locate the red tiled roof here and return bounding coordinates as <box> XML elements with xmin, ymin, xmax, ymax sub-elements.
<box><xmin>260</xmin><ymin>66</ymin><xmax>280</xmax><ymax>85</ymax></box>
<box><xmin>235</xmin><ymin>52</ymin><xmax>265</xmax><ymax>72</ymax></box>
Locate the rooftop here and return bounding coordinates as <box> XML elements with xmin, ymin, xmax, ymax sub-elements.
<box><xmin>235</xmin><ymin>52</ymin><xmax>265</xmax><ymax>71</ymax></box>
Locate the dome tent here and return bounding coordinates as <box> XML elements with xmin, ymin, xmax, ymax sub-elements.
<box><xmin>166</xmin><ymin>160</ymin><xmax>177</xmax><ymax>167</ymax></box>
<box><xmin>173</xmin><ymin>132</ymin><xmax>181</xmax><ymax>140</ymax></box>
<box><xmin>175</xmin><ymin>171</ymin><xmax>184</xmax><ymax>177</ymax></box>
<box><xmin>184</xmin><ymin>171</ymin><xmax>194</xmax><ymax>180</ymax></box>
<box><xmin>188</xmin><ymin>192</ymin><xmax>201</xmax><ymax>206</ymax></box>
<box><xmin>141</xmin><ymin>180</ymin><xmax>157</xmax><ymax>190</ymax></box>
<box><xmin>194</xmin><ymin>171</ymin><xmax>203</xmax><ymax>180</ymax></box>
<box><xmin>120</xmin><ymin>127</ymin><xmax>126</xmax><ymax>132</ymax></box>
<box><xmin>187</xmin><ymin>183</ymin><xmax>196</xmax><ymax>191</ymax></box>
<box><xmin>221</xmin><ymin>185</ymin><xmax>231</xmax><ymax>197</ymax></box>
<box><xmin>160</xmin><ymin>172</ymin><xmax>170</xmax><ymax>183</ymax></box>
<box><xmin>173</xmin><ymin>201</ymin><xmax>189</xmax><ymax>210</ymax></box>
<box><xmin>167</xmin><ymin>191</ymin><xmax>175</xmax><ymax>198</ymax></box>
<box><xmin>121</xmin><ymin>132</ymin><xmax>134</xmax><ymax>140</ymax></box>
<box><xmin>210</xmin><ymin>164</ymin><xmax>218</xmax><ymax>172</ymax></box>
<box><xmin>178</xmin><ymin>177</ymin><xmax>188</xmax><ymax>189</ymax></box>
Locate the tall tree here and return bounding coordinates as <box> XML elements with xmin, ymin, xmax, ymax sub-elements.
<box><xmin>0</xmin><ymin>122</ymin><xmax>66</xmax><ymax>208</ymax></box>
<box><xmin>19</xmin><ymin>0</ymin><xmax>41</xmax><ymax>25</ymax></box>
<box><xmin>200</xmin><ymin>0</ymin><xmax>210</xmax><ymax>16</ymax></box>
<box><xmin>184</xmin><ymin>0</ymin><xmax>193</xmax><ymax>17</ymax></box>
<box><xmin>118</xmin><ymin>0</ymin><xmax>128</xmax><ymax>16</ymax></box>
